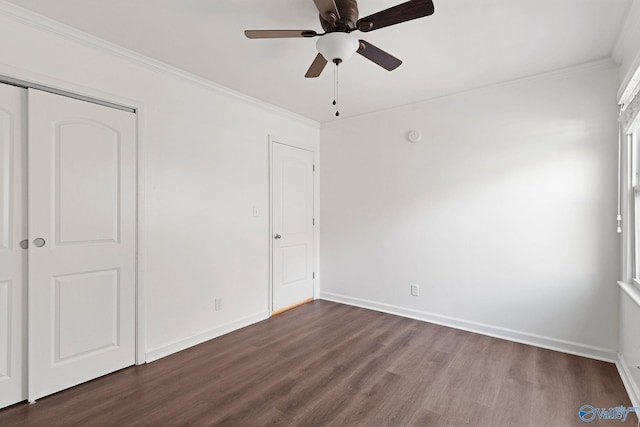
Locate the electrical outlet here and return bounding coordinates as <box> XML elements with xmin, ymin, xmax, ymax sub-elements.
<box><xmin>410</xmin><ymin>284</ymin><xmax>419</xmax><ymax>296</ymax></box>
<box><xmin>215</xmin><ymin>298</ymin><xmax>222</xmax><ymax>311</ymax></box>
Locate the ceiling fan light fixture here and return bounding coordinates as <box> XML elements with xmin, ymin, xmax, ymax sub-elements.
<box><xmin>316</xmin><ymin>32</ymin><xmax>359</xmax><ymax>64</ymax></box>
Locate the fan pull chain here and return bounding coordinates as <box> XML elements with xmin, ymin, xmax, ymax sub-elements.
<box><xmin>333</xmin><ymin>63</ymin><xmax>340</xmax><ymax>117</ymax></box>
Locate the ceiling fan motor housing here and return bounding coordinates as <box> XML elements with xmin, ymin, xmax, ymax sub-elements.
<box><xmin>320</xmin><ymin>0</ymin><xmax>359</xmax><ymax>32</ymax></box>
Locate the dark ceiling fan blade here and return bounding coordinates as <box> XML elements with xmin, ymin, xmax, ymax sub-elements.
<box><xmin>305</xmin><ymin>53</ymin><xmax>328</xmax><ymax>78</ymax></box>
<box><xmin>357</xmin><ymin>40</ymin><xmax>402</xmax><ymax>71</ymax></box>
<box><xmin>313</xmin><ymin>0</ymin><xmax>340</xmax><ymax>22</ymax></box>
<box><xmin>356</xmin><ymin>0</ymin><xmax>434</xmax><ymax>32</ymax></box>
<box><xmin>244</xmin><ymin>30</ymin><xmax>318</xmax><ymax>39</ymax></box>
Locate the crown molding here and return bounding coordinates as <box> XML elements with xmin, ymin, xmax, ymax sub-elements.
<box><xmin>0</xmin><ymin>0</ymin><xmax>319</xmax><ymax>129</ymax></box>
<box><xmin>323</xmin><ymin>58</ymin><xmax>617</xmax><ymax>126</ymax></box>
<box><xmin>618</xmin><ymin>51</ymin><xmax>640</xmax><ymax>106</ymax></box>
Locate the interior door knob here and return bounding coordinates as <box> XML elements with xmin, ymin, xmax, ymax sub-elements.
<box><xmin>274</xmin><ymin>234</ymin><xmax>282</xmax><ymax>240</ymax></box>
<box><xmin>33</xmin><ymin>238</ymin><xmax>46</xmax><ymax>248</ymax></box>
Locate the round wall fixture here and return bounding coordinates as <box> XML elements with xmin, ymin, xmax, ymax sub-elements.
<box><xmin>407</xmin><ymin>130</ymin><xmax>422</xmax><ymax>143</ymax></box>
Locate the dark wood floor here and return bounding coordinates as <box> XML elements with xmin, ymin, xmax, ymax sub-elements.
<box><xmin>0</xmin><ymin>300</ymin><xmax>631</xmax><ymax>426</ymax></box>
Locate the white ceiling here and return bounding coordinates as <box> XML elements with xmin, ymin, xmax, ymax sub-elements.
<box><xmin>5</xmin><ymin>0</ymin><xmax>634</xmax><ymax>122</ymax></box>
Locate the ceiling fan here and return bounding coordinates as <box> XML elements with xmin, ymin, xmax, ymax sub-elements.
<box><xmin>244</xmin><ymin>0</ymin><xmax>435</xmax><ymax>78</ymax></box>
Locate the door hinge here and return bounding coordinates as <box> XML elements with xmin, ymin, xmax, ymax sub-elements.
<box><xmin>313</xmin><ymin>164</ymin><xmax>315</xmax><ymax>172</ymax></box>
<box><xmin>312</xmin><ymin>218</ymin><xmax>315</xmax><ymax>226</ymax></box>
<box><xmin>313</xmin><ymin>272</ymin><xmax>315</xmax><ymax>279</ymax></box>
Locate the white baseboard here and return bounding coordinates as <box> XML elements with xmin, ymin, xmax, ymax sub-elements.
<box><xmin>617</xmin><ymin>354</ymin><xmax>640</xmax><ymax>411</ymax></box>
<box><xmin>145</xmin><ymin>311</ymin><xmax>269</xmax><ymax>363</ymax></box>
<box><xmin>320</xmin><ymin>292</ymin><xmax>617</xmax><ymax>363</ymax></box>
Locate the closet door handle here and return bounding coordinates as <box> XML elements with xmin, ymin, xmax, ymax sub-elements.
<box><xmin>274</xmin><ymin>234</ymin><xmax>282</xmax><ymax>240</ymax></box>
<box><xmin>33</xmin><ymin>238</ymin><xmax>46</xmax><ymax>248</ymax></box>
<box><xmin>19</xmin><ymin>239</ymin><xmax>28</xmax><ymax>249</ymax></box>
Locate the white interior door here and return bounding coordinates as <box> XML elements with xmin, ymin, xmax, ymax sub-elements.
<box><xmin>27</xmin><ymin>89</ymin><xmax>136</xmax><ymax>402</ymax></box>
<box><xmin>0</xmin><ymin>83</ymin><xmax>27</xmax><ymax>408</ymax></box>
<box><xmin>272</xmin><ymin>142</ymin><xmax>314</xmax><ymax>312</ymax></box>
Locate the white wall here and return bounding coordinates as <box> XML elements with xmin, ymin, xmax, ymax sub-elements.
<box><xmin>0</xmin><ymin>4</ymin><xmax>320</xmax><ymax>360</ymax></box>
<box><xmin>320</xmin><ymin>61</ymin><xmax>621</xmax><ymax>359</ymax></box>
<box><xmin>614</xmin><ymin>0</ymin><xmax>640</xmax><ymax>90</ymax></box>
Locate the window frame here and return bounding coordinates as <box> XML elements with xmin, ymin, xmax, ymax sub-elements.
<box><xmin>617</xmin><ymin>60</ymin><xmax>640</xmax><ymax>287</ymax></box>
<box><xmin>627</xmin><ymin>129</ymin><xmax>640</xmax><ymax>288</ymax></box>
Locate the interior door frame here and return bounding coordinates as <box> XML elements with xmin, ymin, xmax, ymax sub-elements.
<box><xmin>268</xmin><ymin>135</ymin><xmax>319</xmax><ymax>315</ymax></box>
<box><xmin>0</xmin><ymin>66</ymin><xmax>147</xmax><ymax>366</ymax></box>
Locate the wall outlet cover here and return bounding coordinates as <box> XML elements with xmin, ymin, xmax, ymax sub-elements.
<box><xmin>410</xmin><ymin>284</ymin><xmax>419</xmax><ymax>296</ymax></box>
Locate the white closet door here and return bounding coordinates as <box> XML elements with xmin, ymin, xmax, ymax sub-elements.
<box><xmin>272</xmin><ymin>142</ymin><xmax>315</xmax><ymax>312</ymax></box>
<box><xmin>0</xmin><ymin>83</ymin><xmax>27</xmax><ymax>409</ymax></box>
<box><xmin>27</xmin><ymin>89</ymin><xmax>136</xmax><ymax>402</ymax></box>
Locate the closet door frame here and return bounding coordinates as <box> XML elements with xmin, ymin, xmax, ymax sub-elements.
<box><xmin>0</xmin><ymin>70</ymin><xmax>147</xmax><ymax>367</ymax></box>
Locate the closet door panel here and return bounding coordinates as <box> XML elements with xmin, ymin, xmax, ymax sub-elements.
<box><xmin>27</xmin><ymin>89</ymin><xmax>136</xmax><ymax>402</ymax></box>
<box><xmin>0</xmin><ymin>83</ymin><xmax>27</xmax><ymax>409</ymax></box>
<box><xmin>55</xmin><ymin>121</ymin><xmax>120</xmax><ymax>245</ymax></box>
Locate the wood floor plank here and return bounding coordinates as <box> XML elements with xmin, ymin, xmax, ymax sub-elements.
<box><xmin>0</xmin><ymin>300</ymin><xmax>631</xmax><ymax>427</ymax></box>
<box><xmin>328</xmin><ymin>371</ymin><xmax>405</xmax><ymax>427</ymax></box>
